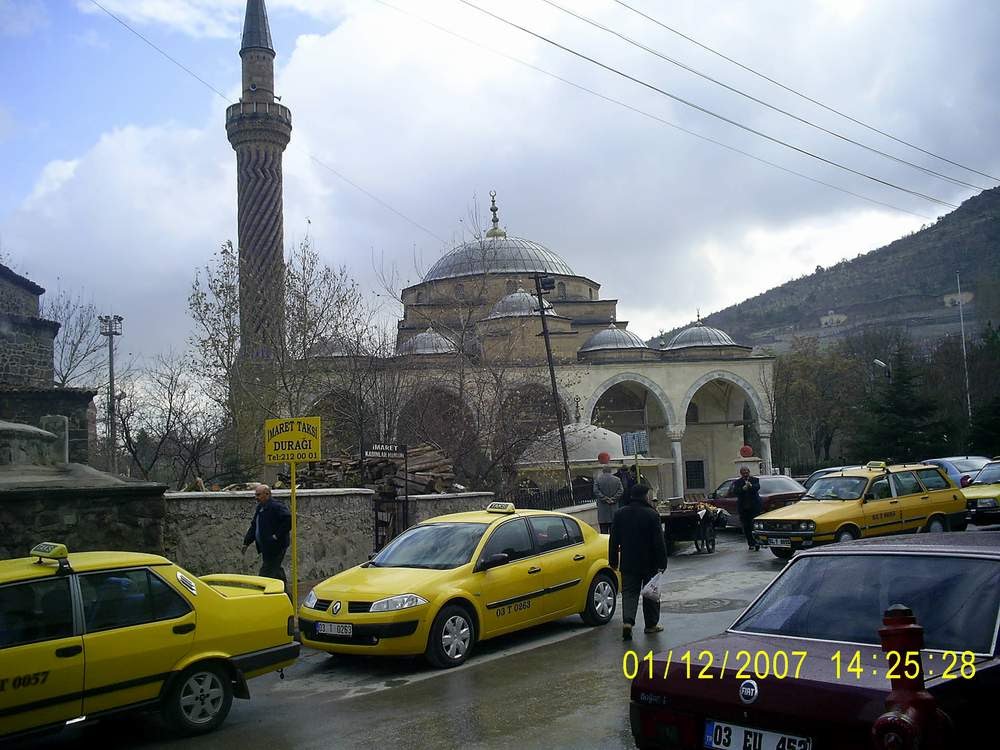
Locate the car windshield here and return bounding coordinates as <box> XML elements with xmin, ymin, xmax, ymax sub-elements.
<box><xmin>732</xmin><ymin>554</ymin><xmax>1000</xmax><ymax>653</ymax></box>
<box><xmin>370</xmin><ymin>523</ymin><xmax>488</xmax><ymax>569</ymax></box>
<box><xmin>802</xmin><ymin>476</ymin><xmax>867</xmax><ymax>500</ymax></box>
<box><xmin>971</xmin><ymin>464</ymin><xmax>1000</xmax><ymax>485</ymax></box>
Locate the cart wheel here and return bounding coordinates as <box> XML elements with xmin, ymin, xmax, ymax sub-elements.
<box><xmin>703</xmin><ymin>523</ymin><xmax>716</xmax><ymax>553</ymax></box>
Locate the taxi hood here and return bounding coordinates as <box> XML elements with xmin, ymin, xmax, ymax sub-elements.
<box><xmin>313</xmin><ymin>563</ymin><xmax>461</xmax><ymax>598</ymax></box>
<box><xmin>759</xmin><ymin>499</ymin><xmax>860</xmax><ymax>522</ymax></box>
<box><xmin>962</xmin><ymin>484</ymin><xmax>1000</xmax><ymax>500</ymax></box>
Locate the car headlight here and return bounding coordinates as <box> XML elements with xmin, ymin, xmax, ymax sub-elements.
<box><xmin>753</xmin><ymin>521</ymin><xmax>763</xmax><ymax>530</ymax></box>
<box><xmin>799</xmin><ymin>521</ymin><xmax>816</xmax><ymax>531</ymax></box>
<box><xmin>303</xmin><ymin>589</ymin><xmax>318</xmax><ymax>609</ymax></box>
<box><xmin>370</xmin><ymin>593</ymin><xmax>428</xmax><ymax>612</ymax></box>
<box><xmin>977</xmin><ymin>498</ymin><xmax>999</xmax><ymax>509</ymax></box>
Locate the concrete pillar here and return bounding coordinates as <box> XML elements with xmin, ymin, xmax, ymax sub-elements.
<box><xmin>760</xmin><ymin>433</ymin><xmax>773</xmax><ymax>475</ymax></box>
<box><xmin>670</xmin><ymin>436</ymin><xmax>684</xmax><ymax>499</ymax></box>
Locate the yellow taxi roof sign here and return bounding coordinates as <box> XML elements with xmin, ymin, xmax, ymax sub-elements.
<box><xmin>30</xmin><ymin>542</ymin><xmax>68</xmax><ymax>560</ymax></box>
<box><xmin>486</xmin><ymin>502</ymin><xmax>516</xmax><ymax>514</ymax></box>
<box><xmin>865</xmin><ymin>461</ymin><xmax>888</xmax><ymax>470</ymax></box>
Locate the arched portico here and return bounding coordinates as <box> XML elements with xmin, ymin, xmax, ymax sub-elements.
<box><xmin>582</xmin><ymin>372</ymin><xmax>677</xmax><ymax>431</ymax></box>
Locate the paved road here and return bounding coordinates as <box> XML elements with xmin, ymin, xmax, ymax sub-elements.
<box><xmin>14</xmin><ymin>532</ymin><xmax>787</xmax><ymax>750</ymax></box>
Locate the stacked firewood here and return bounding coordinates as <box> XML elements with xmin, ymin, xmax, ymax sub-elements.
<box><xmin>277</xmin><ymin>443</ymin><xmax>459</xmax><ymax>494</ymax></box>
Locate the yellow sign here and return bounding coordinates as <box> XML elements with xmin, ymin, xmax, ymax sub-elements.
<box><xmin>264</xmin><ymin>416</ymin><xmax>322</xmax><ymax>464</ymax></box>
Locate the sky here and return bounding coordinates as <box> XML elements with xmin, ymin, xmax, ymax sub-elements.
<box><xmin>1</xmin><ymin>0</ymin><xmax>998</xmax><ymax>360</ymax></box>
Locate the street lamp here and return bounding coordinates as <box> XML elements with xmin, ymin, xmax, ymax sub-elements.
<box><xmin>534</xmin><ymin>274</ymin><xmax>573</xmax><ymax>500</ymax></box>
<box><xmin>873</xmin><ymin>358</ymin><xmax>891</xmax><ymax>383</ymax></box>
<box><xmin>99</xmin><ymin>314</ymin><xmax>123</xmax><ymax>474</ymax></box>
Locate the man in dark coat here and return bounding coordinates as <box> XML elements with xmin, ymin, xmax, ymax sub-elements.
<box><xmin>242</xmin><ymin>484</ymin><xmax>292</xmax><ymax>583</ymax></box>
<box><xmin>609</xmin><ymin>484</ymin><xmax>668</xmax><ymax>640</ymax></box>
<box><xmin>729</xmin><ymin>467</ymin><xmax>762</xmax><ymax>550</ymax></box>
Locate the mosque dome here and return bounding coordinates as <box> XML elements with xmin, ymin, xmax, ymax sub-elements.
<box><xmin>517</xmin><ymin>423</ymin><xmax>626</xmax><ymax>466</ymax></box>
<box><xmin>664</xmin><ymin>320</ymin><xmax>742</xmax><ymax>350</ymax></box>
<box><xmin>396</xmin><ymin>327</ymin><xmax>458</xmax><ymax>355</ymax></box>
<box><xmin>578</xmin><ymin>324</ymin><xmax>650</xmax><ymax>354</ymax></box>
<box><xmin>485</xmin><ymin>288</ymin><xmax>553</xmax><ymax>320</ymax></box>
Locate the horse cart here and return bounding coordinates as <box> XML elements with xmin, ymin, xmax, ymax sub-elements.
<box><xmin>656</xmin><ymin>501</ymin><xmax>729</xmax><ymax>555</ymax></box>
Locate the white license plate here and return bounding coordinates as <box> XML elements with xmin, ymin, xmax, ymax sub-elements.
<box><xmin>316</xmin><ymin>622</ymin><xmax>353</xmax><ymax>637</ymax></box>
<box><xmin>705</xmin><ymin>720</ymin><xmax>811</xmax><ymax>749</ymax></box>
<box><xmin>768</xmin><ymin>537</ymin><xmax>791</xmax><ymax>548</ymax></box>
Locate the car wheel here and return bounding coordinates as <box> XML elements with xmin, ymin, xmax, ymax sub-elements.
<box><xmin>425</xmin><ymin>604</ymin><xmax>475</xmax><ymax>669</ymax></box>
<box><xmin>926</xmin><ymin>517</ymin><xmax>947</xmax><ymax>534</ymax></box>
<box><xmin>836</xmin><ymin>527</ymin><xmax>858</xmax><ymax>543</ymax></box>
<box><xmin>162</xmin><ymin>663</ymin><xmax>233</xmax><ymax>736</ymax></box>
<box><xmin>581</xmin><ymin>572</ymin><xmax>617</xmax><ymax>626</ymax></box>
<box><xmin>770</xmin><ymin>548</ymin><xmax>793</xmax><ymax>560</ymax></box>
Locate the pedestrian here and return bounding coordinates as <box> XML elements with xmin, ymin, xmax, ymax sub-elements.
<box><xmin>609</xmin><ymin>483</ymin><xmax>668</xmax><ymax>641</ymax></box>
<box><xmin>729</xmin><ymin>467</ymin><xmax>762</xmax><ymax>551</ymax></box>
<box><xmin>242</xmin><ymin>484</ymin><xmax>292</xmax><ymax>585</ymax></box>
<box><xmin>614</xmin><ymin>463</ymin><xmax>635</xmax><ymax>509</ymax></box>
<box><xmin>594</xmin><ymin>454</ymin><xmax>624</xmax><ymax>534</ymax></box>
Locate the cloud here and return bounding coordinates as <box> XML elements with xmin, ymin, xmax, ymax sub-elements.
<box><xmin>4</xmin><ymin>0</ymin><xmax>999</xmax><ymax>357</ymax></box>
<box><xmin>0</xmin><ymin>0</ymin><xmax>48</xmax><ymax>36</ymax></box>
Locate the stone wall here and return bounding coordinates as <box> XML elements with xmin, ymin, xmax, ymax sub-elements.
<box><xmin>0</xmin><ymin>313</ymin><xmax>58</xmax><ymax>388</ymax></box>
<box><xmin>0</xmin><ymin>388</ymin><xmax>96</xmax><ymax>464</ymax></box>
<box><xmin>0</xmin><ymin>482</ymin><xmax>168</xmax><ymax>560</ymax></box>
<box><xmin>161</xmin><ymin>490</ymin><xmax>495</xmax><ymax>580</ymax></box>
<box><xmin>0</xmin><ymin>271</ymin><xmax>40</xmax><ymax>317</ymax></box>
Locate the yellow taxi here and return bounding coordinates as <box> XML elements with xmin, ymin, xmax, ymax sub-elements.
<box><xmin>961</xmin><ymin>459</ymin><xmax>1000</xmax><ymax>525</ymax></box>
<box><xmin>752</xmin><ymin>462</ymin><xmax>967</xmax><ymax>559</ymax></box>
<box><xmin>0</xmin><ymin>543</ymin><xmax>298</xmax><ymax>741</ymax></box>
<box><xmin>298</xmin><ymin>503</ymin><xmax>618</xmax><ymax>668</ymax></box>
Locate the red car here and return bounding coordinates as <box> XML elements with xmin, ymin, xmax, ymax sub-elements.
<box><xmin>629</xmin><ymin>534</ymin><xmax>1000</xmax><ymax>749</ymax></box>
<box><xmin>709</xmin><ymin>475</ymin><xmax>805</xmax><ymax>528</ymax></box>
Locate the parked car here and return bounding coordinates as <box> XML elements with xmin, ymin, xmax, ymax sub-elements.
<box><xmin>922</xmin><ymin>455</ymin><xmax>991</xmax><ymax>487</ymax></box>
<box><xmin>629</xmin><ymin>533</ymin><xmax>1000</xmax><ymax>749</ymax></box>
<box><xmin>752</xmin><ymin>462</ymin><xmax>967</xmax><ymax>559</ymax></box>
<box><xmin>1</xmin><ymin>543</ymin><xmax>299</xmax><ymax>741</ymax></box>
<box><xmin>298</xmin><ymin>502</ymin><xmax>618</xmax><ymax>668</ymax></box>
<box><xmin>709</xmin><ymin>475</ymin><xmax>805</xmax><ymax>528</ymax></box>
<box><xmin>801</xmin><ymin>465</ymin><xmax>859</xmax><ymax>491</ymax></box>
<box><xmin>962</xmin><ymin>459</ymin><xmax>1000</xmax><ymax>525</ymax></box>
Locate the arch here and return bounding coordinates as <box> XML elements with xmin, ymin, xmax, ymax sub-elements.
<box><xmin>582</xmin><ymin>372</ymin><xmax>677</xmax><ymax>431</ymax></box>
<box><xmin>678</xmin><ymin>370</ymin><xmax>770</xmax><ymax>430</ymax></box>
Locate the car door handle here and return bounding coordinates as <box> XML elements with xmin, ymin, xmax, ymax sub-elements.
<box><xmin>55</xmin><ymin>645</ymin><xmax>82</xmax><ymax>658</ymax></box>
<box><xmin>920</xmin><ymin>495</ymin><xmax>929</xmax><ymax>500</ymax></box>
<box><xmin>173</xmin><ymin>623</ymin><xmax>196</xmax><ymax>635</ymax></box>
<box><xmin>889</xmin><ymin>500</ymin><xmax>899</xmax><ymax>504</ymax></box>
<box><xmin>528</xmin><ymin>566</ymin><xmax>542</xmax><ymax>574</ymax></box>
<box><xmin>573</xmin><ymin>554</ymin><xmax>585</xmax><ymax>561</ymax></box>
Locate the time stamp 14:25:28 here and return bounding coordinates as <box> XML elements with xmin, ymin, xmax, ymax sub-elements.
<box><xmin>622</xmin><ymin>650</ymin><xmax>978</xmax><ymax>681</ymax></box>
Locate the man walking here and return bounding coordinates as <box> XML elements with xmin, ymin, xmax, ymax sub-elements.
<box><xmin>594</xmin><ymin>454</ymin><xmax>624</xmax><ymax>534</ymax></box>
<box><xmin>242</xmin><ymin>484</ymin><xmax>292</xmax><ymax>584</ymax></box>
<box><xmin>609</xmin><ymin>484</ymin><xmax>668</xmax><ymax>641</ymax></box>
<box><xmin>729</xmin><ymin>467</ymin><xmax>762</xmax><ymax>551</ymax></box>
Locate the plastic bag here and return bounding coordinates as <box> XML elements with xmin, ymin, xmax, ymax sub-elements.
<box><xmin>640</xmin><ymin>572</ymin><xmax>662</xmax><ymax>601</ymax></box>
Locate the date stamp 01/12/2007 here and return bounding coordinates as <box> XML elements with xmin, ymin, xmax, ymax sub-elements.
<box><xmin>622</xmin><ymin>649</ymin><xmax>978</xmax><ymax>682</ymax></box>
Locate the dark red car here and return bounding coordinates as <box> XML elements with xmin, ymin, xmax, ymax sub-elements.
<box><xmin>709</xmin><ymin>475</ymin><xmax>806</xmax><ymax>528</ymax></box>
<box><xmin>630</xmin><ymin>534</ymin><xmax>999</xmax><ymax>749</ymax></box>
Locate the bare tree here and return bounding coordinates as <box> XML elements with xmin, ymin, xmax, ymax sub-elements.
<box><xmin>40</xmin><ymin>286</ymin><xmax>105</xmax><ymax>387</ymax></box>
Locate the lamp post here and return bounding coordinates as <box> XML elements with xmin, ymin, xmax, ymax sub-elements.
<box><xmin>534</xmin><ymin>274</ymin><xmax>573</xmax><ymax>500</ymax></box>
<box><xmin>956</xmin><ymin>272</ymin><xmax>972</xmax><ymax>425</ymax></box>
<box><xmin>99</xmin><ymin>315</ymin><xmax>123</xmax><ymax>474</ymax></box>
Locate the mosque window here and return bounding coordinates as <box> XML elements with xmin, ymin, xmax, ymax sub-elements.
<box><xmin>686</xmin><ymin>402</ymin><xmax>699</xmax><ymax>424</ymax></box>
<box><xmin>506</xmin><ymin>280</ymin><xmax>517</xmax><ymax>294</ymax></box>
<box><xmin>416</xmin><ymin>291</ymin><xmax>423</xmax><ymax>303</ymax></box>
<box><xmin>685</xmin><ymin>460</ymin><xmax>706</xmax><ymax>490</ymax></box>
<box><xmin>557</xmin><ymin>281</ymin><xmax>566</xmax><ymax>298</ymax></box>
<box><xmin>589</xmin><ymin>287</ymin><xmax>594</xmax><ymax>300</ymax></box>
<box><xmin>455</xmin><ymin>283</ymin><xmax>465</xmax><ymax>299</ymax></box>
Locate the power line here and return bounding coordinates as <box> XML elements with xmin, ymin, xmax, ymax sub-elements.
<box><xmin>613</xmin><ymin>0</ymin><xmax>1000</xmax><ymax>184</ymax></box>
<box><xmin>86</xmin><ymin>0</ymin><xmax>447</xmax><ymax>246</ymax></box>
<box><xmin>539</xmin><ymin>0</ymin><xmax>987</xmax><ymax>192</ymax></box>
<box><xmin>372</xmin><ymin>0</ymin><xmax>932</xmax><ymax>220</ymax></box>
<box><xmin>456</xmin><ymin>0</ymin><xmax>959</xmax><ymax>209</ymax></box>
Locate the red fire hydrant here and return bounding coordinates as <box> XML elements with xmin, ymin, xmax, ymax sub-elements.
<box><xmin>871</xmin><ymin>604</ymin><xmax>952</xmax><ymax>749</ymax></box>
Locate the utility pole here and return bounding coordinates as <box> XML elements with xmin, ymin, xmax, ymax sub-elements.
<box><xmin>534</xmin><ymin>274</ymin><xmax>573</xmax><ymax>500</ymax></box>
<box><xmin>99</xmin><ymin>315</ymin><xmax>123</xmax><ymax>474</ymax></box>
<box><xmin>956</xmin><ymin>272</ymin><xmax>972</xmax><ymax>425</ymax></box>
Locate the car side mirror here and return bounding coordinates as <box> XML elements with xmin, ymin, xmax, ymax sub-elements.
<box><xmin>960</xmin><ymin>475</ymin><xmax>972</xmax><ymax>488</ymax></box>
<box><xmin>477</xmin><ymin>553</ymin><xmax>509</xmax><ymax>572</ymax></box>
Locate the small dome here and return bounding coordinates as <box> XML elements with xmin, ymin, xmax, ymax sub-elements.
<box><xmin>664</xmin><ymin>321</ymin><xmax>741</xmax><ymax>350</ymax></box>
<box><xmin>396</xmin><ymin>327</ymin><xmax>458</xmax><ymax>355</ymax></box>
<box><xmin>579</xmin><ymin>324</ymin><xmax>650</xmax><ymax>353</ymax></box>
<box><xmin>486</xmin><ymin>288</ymin><xmax>552</xmax><ymax>319</ymax></box>
<box><xmin>517</xmin><ymin>423</ymin><xmax>626</xmax><ymax>465</ymax></box>
<box><xmin>423</xmin><ymin>236</ymin><xmax>575</xmax><ymax>282</ymax></box>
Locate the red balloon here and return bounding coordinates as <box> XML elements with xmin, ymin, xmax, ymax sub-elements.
<box><xmin>597</xmin><ymin>451</ymin><xmax>611</xmax><ymax>464</ymax></box>
<box><xmin>739</xmin><ymin>445</ymin><xmax>754</xmax><ymax>458</ymax></box>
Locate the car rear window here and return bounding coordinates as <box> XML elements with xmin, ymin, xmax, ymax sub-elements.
<box><xmin>761</xmin><ymin>476</ymin><xmax>804</xmax><ymax>493</ymax></box>
<box><xmin>953</xmin><ymin>458</ymin><xmax>989</xmax><ymax>473</ymax></box>
<box><xmin>732</xmin><ymin>554</ymin><xmax>1000</xmax><ymax>654</ymax></box>
<box><xmin>890</xmin><ymin>472</ymin><xmax>923</xmax><ymax>496</ymax></box>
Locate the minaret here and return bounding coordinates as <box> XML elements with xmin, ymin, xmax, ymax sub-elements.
<box><xmin>226</xmin><ymin>0</ymin><xmax>291</xmax><ymax>359</ymax></box>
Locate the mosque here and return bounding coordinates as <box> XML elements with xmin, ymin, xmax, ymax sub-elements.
<box><xmin>229</xmin><ymin>1</ymin><xmax>775</xmax><ymax>500</ymax></box>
